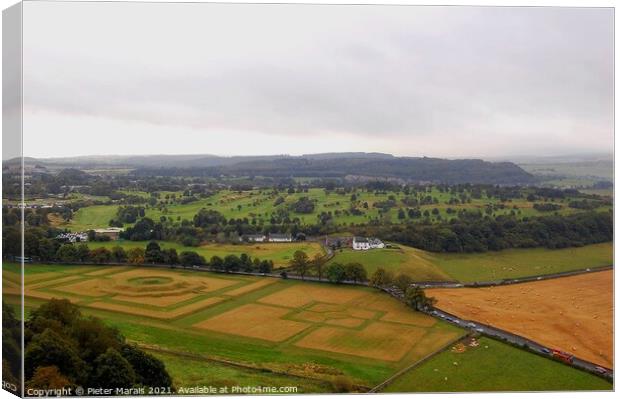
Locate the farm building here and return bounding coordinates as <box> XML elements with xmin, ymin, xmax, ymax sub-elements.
<box><xmin>353</xmin><ymin>237</ymin><xmax>370</xmax><ymax>250</ymax></box>
<box><xmin>56</xmin><ymin>232</ymin><xmax>89</xmax><ymax>243</ymax></box>
<box><xmin>369</xmin><ymin>238</ymin><xmax>386</xmax><ymax>249</ymax></box>
<box><xmin>353</xmin><ymin>237</ymin><xmax>385</xmax><ymax>250</ymax></box>
<box><xmin>94</xmin><ymin>227</ymin><xmax>124</xmax><ymax>240</ymax></box>
<box><xmin>269</xmin><ymin>233</ymin><xmax>293</xmax><ymax>242</ymax></box>
<box><xmin>244</xmin><ymin>234</ymin><xmax>267</xmax><ymax>242</ymax></box>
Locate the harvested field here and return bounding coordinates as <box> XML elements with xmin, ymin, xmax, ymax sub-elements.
<box><xmin>223</xmin><ymin>278</ymin><xmax>276</xmax><ymax>296</ymax></box>
<box><xmin>13</xmin><ymin>262</ymin><xmax>472</xmax><ymax>390</ymax></box>
<box><xmin>295</xmin><ymin>322</ymin><xmax>427</xmax><ymax>361</ymax></box>
<box><xmin>349</xmin><ymin>292</ymin><xmax>436</xmax><ymax>327</ymax></box>
<box><xmin>113</xmin><ymin>292</ymin><xmax>199</xmax><ymax>307</ymax></box>
<box><xmin>428</xmin><ymin>270</ymin><xmax>613</xmax><ymax>368</ymax></box>
<box><xmin>325</xmin><ymin>318</ymin><xmax>366</xmax><ymax>328</ymax></box>
<box><xmin>52</xmin><ymin>269</ymin><xmax>237</xmax><ymax>302</ymax></box>
<box><xmin>308</xmin><ymin>303</ymin><xmax>377</xmax><ymax>320</ymax></box>
<box><xmin>24</xmin><ymin>272</ymin><xmax>70</xmax><ymax>284</ymax></box>
<box><xmin>259</xmin><ymin>284</ymin><xmax>366</xmax><ymax>308</ymax></box>
<box><xmin>27</xmin><ymin>275</ymin><xmax>86</xmax><ymax>290</ymax></box>
<box><xmin>293</xmin><ymin>308</ymin><xmax>367</xmax><ymax>327</ymax></box>
<box><xmin>89</xmin><ymin>296</ymin><xmax>226</xmax><ymax>320</ymax></box>
<box><xmin>85</xmin><ymin>266</ymin><xmax>131</xmax><ymax>276</ymax></box>
<box><xmin>194</xmin><ymin>303</ymin><xmax>310</xmax><ymax>342</ymax></box>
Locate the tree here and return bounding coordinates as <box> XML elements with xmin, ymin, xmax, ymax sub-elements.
<box><xmin>290</xmin><ymin>250</ymin><xmax>310</xmax><ymax>279</ymax></box>
<box><xmin>162</xmin><ymin>248</ymin><xmax>179</xmax><ymax>265</ymax></box>
<box><xmin>38</xmin><ymin>238</ymin><xmax>58</xmax><ymax>262</ymax></box>
<box><xmin>240</xmin><ymin>253</ymin><xmax>253</xmax><ymax>272</ymax></box>
<box><xmin>110</xmin><ymin>246</ymin><xmax>127</xmax><ymax>263</ymax></box>
<box><xmin>89</xmin><ymin>348</ymin><xmax>136</xmax><ymax>389</ymax></box>
<box><xmin>223</xmin><ymin>255</ymin><xmax>241</xmax><ymax>272</ymax></box>
<box><xmin>393</xmin><ymin>273</ymin><xmax>413</xmax><ymax>292</ymax></box>
<box><xmin>70</xmin><ymin>317</ymin><xmax>122</xmax><ymax>363</ymax></box>
<box><xmin>127</xmin><ymin>248</ymin><xmax>145</xmax><ymax>264</ymax></box>
<box><xmin>24</xmin><ymin>329</ymin><xmax>86</xmax><ymax>382</ymax></box>
<box><xmin>210</xmin><ymin>256</ymin><xmax>224</xmax><ymax>270</ymax></box>
<box><xmin>325</xmin><ymin>263</ymin><xmax>346</xmax><ymax>283</ymax></box>
<box><xmin>56</xmin><ymin>244</ymin><xmax>78</xmax><ymax>262</ymax></box>
<box><xmin>24</xmin><ymin>300</ymin><xmax>173</xmax><ymax>390</ymax></box>
<box><xmin>312</xmin><ymin>253</ymin><xmax>324</xmax><ymax>281</ymax></box>
<box><xmin>180</xmin><ymin>251</ymin><xmax>205</xmax><ymax>266</ymax></box>
<box><xmin>258</xmin><ymin>259</ymin><xmax>273</xmax><ymax>274</ymax></box>
<box><xmin>28</xmin><ymin>298</ymin><xmax>80</xmax><ymax>332</ymax></box>
<box><xmin>120</xmin><ymin>344</ymin><xmax>172</xmax><ymax>388</ymax></box>
<box><xmin>404</xmin><ymin>286</ymin><xmax>437</xmax><ymax>311</ymax></box>
<box><xmin>145</xmin><ymin>241</ymin><xmax>163</xmax><ymax>264</ymax></box>
<box><xmin>90</xmin><ymin>247</ymin><xmax>111</xmax><ymax>264</ymax></box>
<box><xmin>26</xmin><ymin>366</ymin><xmax>71</xmax><ymax>390</ymax></box>
<box><xmin>3</xmin><ymin>303</ymin><xmax>21</xmax><ymax>387</ymax></box>
<box><xmin>124</xmin><ymin>218</ymin><xmax>156</xmax><ymax>241</ymax></box>
<box><xmin>369</xmin><ymin>267</ymin><xmax>393</xmax><ymax>288</ymax></box>
<box><xmin>75</xmin><ymin>243</ymin><xmax>90</xmax><ymax>262</ymax></box>
<box><xmin>344</xmin><ymin>262</ymin><xmax>367</xmax><ymax>283</ymax></box>
<box><xmin>289</xmin><ymin>197</ymin><xmax>315</xmax><ymax>214</ymax></box>
<box><xmin>193</xmin><ymin>209</ymin><xmax>226</xmax><ymax>227</ymax></box>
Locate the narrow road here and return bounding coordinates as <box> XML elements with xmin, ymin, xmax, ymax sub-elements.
<box><xmin>381</xmin><ymin>286</ymin><xmax>614</xmax><ymax>382</ymax></box>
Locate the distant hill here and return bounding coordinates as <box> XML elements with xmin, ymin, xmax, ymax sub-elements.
<box><xmin>11</xmin><ymin>153</ymin><xmax>535</xmax><ymax>184</ymax></box>
<box><xmin>135</xmin><ymin>155</ymin><xmax>534</xmax><ymax>184</ymax></box>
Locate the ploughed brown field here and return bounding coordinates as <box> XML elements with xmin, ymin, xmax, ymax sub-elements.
<box><xmin>427</xmin><ymin>270</ymin><xmax>613</xmax><ymax>368</ymax></box>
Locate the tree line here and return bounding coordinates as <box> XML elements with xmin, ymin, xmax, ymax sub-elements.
<box><xmin>2</xmin><ymin>300</ymin><xmax>173</xmax><ymax>392</ymax></box>
<box><xmin>354</xmin><ymin>211</ymin><xmax>613</xmax><ymax>253</ymax></box>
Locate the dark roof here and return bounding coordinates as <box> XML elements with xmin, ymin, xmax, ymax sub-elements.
<box><xmin>269</xmin><ymin>234</ymin><xmax>292</xmax><ymax>239</ymax></box>
<box><xmin>354</xmin><ymin>237</ymin><xmax>369</xmax><ymax>243</ymax></box>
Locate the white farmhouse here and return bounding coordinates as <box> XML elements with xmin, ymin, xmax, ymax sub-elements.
<box><xmin>353</xmin><ymin>237</ymin><xmax>385</xmax><ymax>250</ymax></box>
<box><xmin>269</xmin><ymin>234</ymin><xmax>293</xmax><ymax>242</ymax></box>
<box><xmin>245</xmin><ymin>234</ymin><xmax>267</xmax><ymax>243</ymax></box>
<box><xmin>352</xmin><ymin>237</ymin><xmax>370</xmax><ymax>250</ymax></box>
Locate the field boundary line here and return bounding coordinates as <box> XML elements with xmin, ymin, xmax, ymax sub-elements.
<box><xmin>137</xmin><ymin>344</ymin><xmax>370</xmax><ymax>391</ymax></box>
<box><xmin>414</xmin><ymin>264</ymin><xmax>613</xmax><ymax>289</ymax></box>
<box><xmin>368</xmin><ymin>334</ymin><xmax>470</xmax><ymax>393</ymax></box>
<box><xmin>428</xmin><ymin>306</ymin><xmax>614</xmax><ymax>380</ymax></box>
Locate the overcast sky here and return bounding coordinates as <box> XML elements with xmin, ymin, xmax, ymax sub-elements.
<box><xmin>22</xmin><ymin>2</ymin><xmax>613</xmax><ymax>159</ymax></box>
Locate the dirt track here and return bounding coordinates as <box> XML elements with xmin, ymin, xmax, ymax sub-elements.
<box><xmin>427</xmin><ymin>270</ymin><xmax>613</xmax><ymax>368</ymax></box>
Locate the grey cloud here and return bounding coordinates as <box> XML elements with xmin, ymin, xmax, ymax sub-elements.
<box><xmin>22</xmin><ymin>3</ymin><xmax>613</xmax><ymax>157</ymax></box>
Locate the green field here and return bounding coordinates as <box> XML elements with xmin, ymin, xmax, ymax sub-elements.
<box><xmin>429</xmin><ymin>242</ymin><xmax>613</xmax><ymax>283</ymax></box>
<box><xmin>5</xmin><ymin>263</ymin><xmax>611</xmax><ymax>392</ymax></box>
<box><xmin>55</xmin><ymin>187</ymin><xmax>609</xmax><ymax>232</ymax></box>
<box><xmin>7</xmin><ymin>263</ymin><xmax>465</xmax><ymax>391</ymax></box>
<box><xmin>384</xmin><ymin>337</ymin><xmax>611</xmax><ymax>392</ymax></box>
<box><xmin>87</xmin><ymin>240</ymin><xmax>325</xmax><ymax>267</ymax></box>
<box><xmin>64</xmin><ymin>204</ymin><xmax>118</xmax><ymax>231</ymax></box>
<box><xmin>328</xmin><ymin>242</ymin><xmax>613</xmax><ymax>283</ymax></box>
<box><xmin>327</xmin><ymin>247</ymin><xmax>452</xmax><ymax>282</ymax></box>
<box><xmin>145</xmin><ymin>351</ymin><xmax>332</xmax><ymax>393</ymax></box>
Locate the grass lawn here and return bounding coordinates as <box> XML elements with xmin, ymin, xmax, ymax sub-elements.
<box><xmin>384</xmin><ymin>337</ymin><xmax>612</xmax><ymax>392</ymax></box>
<box><xmin>428</xmin><ymin>242</ymin><xmax>613</xmax><ymax>283</ymax></box>
<box><xmin>87</xmin><ymin>240</ymin><xmax>325</xmax><ymax>267</ymax></box>
<box><xmin>146</xmin><ymin>350</ymin><xmax>332</xmax><ymax>393</ymax></box>
<box><xmin>60</xmin><ymin>205</ymin><xmax>118</xmax><ymax>231</ymax></box>
<box><xmin>327</xmin><ymin>242</ymin><xmax>612</xmax><ymax>283</ymax></box>
<box><xmin>328</xmin><ymin>246</ymin><xmax>452</xmax><ymax>281</ymax></box>
<box><xmin>10</xmin><ymin>264</ymin><xmax>465</xmax><ymax>391</ymax></box>
<box><xmin>56</xmin><ymin>187</ymin><xmax>610</xmax><ymax>233</ymax></box>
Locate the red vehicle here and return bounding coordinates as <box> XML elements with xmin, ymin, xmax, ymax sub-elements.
<box><xmin>552</xmin><ymin>349</ymin><xmax>574</xmax><ymax>364</ymax></box>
